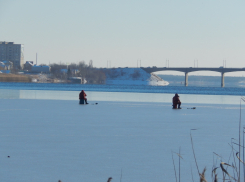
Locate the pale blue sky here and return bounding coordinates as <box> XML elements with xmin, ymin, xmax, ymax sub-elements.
<box><xmin>0</xmin><ymin>0</ymin><xmax>244</xmax><ymax>75</ymax></box>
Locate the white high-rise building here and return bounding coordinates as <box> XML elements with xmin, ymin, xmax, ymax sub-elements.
<box><xmin>0</xmin><ymin>41</ymin><xmax>24</xmax><ymax>69</ymax></box>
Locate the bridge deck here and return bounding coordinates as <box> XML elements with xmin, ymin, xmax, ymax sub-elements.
<box><xmin>141</xmin><ymin>67</ymin><xmax>245</xmax><ymax>73</ymax></box>
<box><xmin>140</xmin><ymin>67</ymin><xmax>245</xmax><ymax>87</ymax></box>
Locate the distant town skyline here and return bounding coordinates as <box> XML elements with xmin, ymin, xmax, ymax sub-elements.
<box><xmin>0</xmin><ymin>0</ymin><xmax>244</xmax><ymax>76</ymax></box>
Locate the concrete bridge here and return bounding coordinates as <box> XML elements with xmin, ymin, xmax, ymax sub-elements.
<box><xmin>141</xmin><ymin>67</ymin><xmax>245</xmax><ymax>87</ymax></box>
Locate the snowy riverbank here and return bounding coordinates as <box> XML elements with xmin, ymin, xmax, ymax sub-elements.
<box><xmin>104</xmin><ymin>68</ymin><xmax>169</xmax><ymax>86</ymax></box>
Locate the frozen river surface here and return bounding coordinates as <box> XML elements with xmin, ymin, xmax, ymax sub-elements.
<box><xmin>0</xmin><ymin>91</ymin><xmax>244</xmax><ymax>182</ymax></box>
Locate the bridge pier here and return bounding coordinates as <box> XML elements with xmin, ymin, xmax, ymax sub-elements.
<box><xmin>185</xmin><ymin>72</ymin><xmax>188</xmax><ymax>86</ymax></box>
<box><xmin>221</xmin><ymin>72</ymin><xmax>225</xmax><ymax>87</ymax></box>
<box><xmin>140</xmin><ymin>67</ymin><xmax>244</xmax><ymax>87</ymax></box>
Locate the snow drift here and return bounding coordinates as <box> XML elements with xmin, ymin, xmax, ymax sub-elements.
<box><xmin>104</xmin><ymin>68</ymin><xmax>169</xmax><ymax>86</ymax></box>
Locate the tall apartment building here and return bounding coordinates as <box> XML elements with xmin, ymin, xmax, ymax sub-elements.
<box><xmin>0</xmin><ymin>41</ymin><xmax>24</xmax><ymax>69</ymax></box>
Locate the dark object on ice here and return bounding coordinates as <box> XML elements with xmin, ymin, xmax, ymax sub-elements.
<box><xmin>79</xmin><ymin>99</ymin><xmax>84</xmax><ymax>104</ymax></box>
<box><xmin>7</xmin><ymin>156</ymin><xmax>10</xmax><ymax>158</ymax></box>
<box><xmin>79</xmin><ymin>90</ymin><xmax>88</xmax><ymax>104</ymax></box>
<box><xmin>96</xmin><ymin>103</ymin><xmax>98</xmax><ymax>104</ymax></box>
<box><xmin>172</xmin><ymin>93</ymin><xmax>181</xmax><ymax>109</ymax></box>
<box><xmin>107</xmin><ymin>177</ymin><xmax>112</xmax><ymax>182</ymax></box>
<box><xmin>187</xmin><ymin>107</ymin><xmax>196</xmax><ymax>109</ymax></box>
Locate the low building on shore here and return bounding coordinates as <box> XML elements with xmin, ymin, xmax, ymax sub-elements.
<box><xmin>0</xmin><ymin>70</ymin><xmax>11</xmax><ymax>74</ymax></box>
<box><xmin>68</xmin><ymin>77</ymin><xmax>87</xmax><ymax>84</ymax></box>
<box><xmin>31</xmin><ymin>65</ymin><xmax>50</xmax><ymax>73</ymax></box>
<box><xmin>24</xmin><ymin>61</ymin><xmax>34</xmax><ymax>71</ymax></box>
<box><xmin>0</xmin><ymin>60</ymin><xmax>13</xmax><ymax>70</ymax></box>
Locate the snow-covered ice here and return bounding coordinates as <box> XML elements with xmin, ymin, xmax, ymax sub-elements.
<box><xmin>0</xmin><ymin>93</ymin><xmax>244</xmax><ymax>182</ymax></box>
<box><xmin>1</xmin><ymin>89</ymin><xmax>240</xmax><ymax>105</ymax></box>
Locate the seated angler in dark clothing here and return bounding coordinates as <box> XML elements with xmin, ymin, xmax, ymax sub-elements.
<box><xmin>172</xmin><ymin>93</ymin><xmax>181</xmax><ymax>109</ymax></box>
<box><xmin>79</xmin><ymin>90</ymin><xmax>88</xmax><ymax>104</ymax></box>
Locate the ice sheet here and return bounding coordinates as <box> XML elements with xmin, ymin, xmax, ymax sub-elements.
<box><xmin>0</xmin><ymin>99</ymin><xmax>244</xmax><ymax>182</ymax></box>
<box><xmin>0</xmin><ymin>89</ymin><xmax>242</xmax><ymax>105</ymax></box>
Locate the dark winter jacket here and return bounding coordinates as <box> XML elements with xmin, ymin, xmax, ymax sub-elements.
<box><xmin>172</xmin><ymin>96</ymin><xmax>180</xmax><ymax>105</ymax></box>
<box><xmin>79</xmin><ymin>90</ymin><xmax>87</xmax><ymax>100</ymax></box>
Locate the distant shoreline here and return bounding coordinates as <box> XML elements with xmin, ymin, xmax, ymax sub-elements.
<box><xmin>0</xmin><ymin>73</ymin><xmax>31</xmax><ymax>82</ymax></box>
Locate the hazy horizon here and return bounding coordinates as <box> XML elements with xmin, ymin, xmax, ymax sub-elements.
<box><xmin>0</xmin><ymin>0</ymin><xmax>245</xmax><ymax>76</ymax></box>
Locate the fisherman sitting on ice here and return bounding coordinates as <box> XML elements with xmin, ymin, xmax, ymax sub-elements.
<box><xmin>79</xmin><ymin>90</ymin><xmax>89</xmax><ymax>104</ymax></box>
<box><xmin>172</xmin><ymin>93</ymin><xmax>181</xmax><ymax>109</ymax></box>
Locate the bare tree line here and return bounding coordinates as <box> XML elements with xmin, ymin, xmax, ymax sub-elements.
<box><xmin>49</xmin><ymin>61</ymin><xmax>106</xmax><ymax>84</ymax></box>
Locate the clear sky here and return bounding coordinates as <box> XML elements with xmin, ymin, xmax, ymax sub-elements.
<box><xmin>0</xmin><ymin>0</ymin><xmax>244</xmax><ymax>75</ymax></box>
